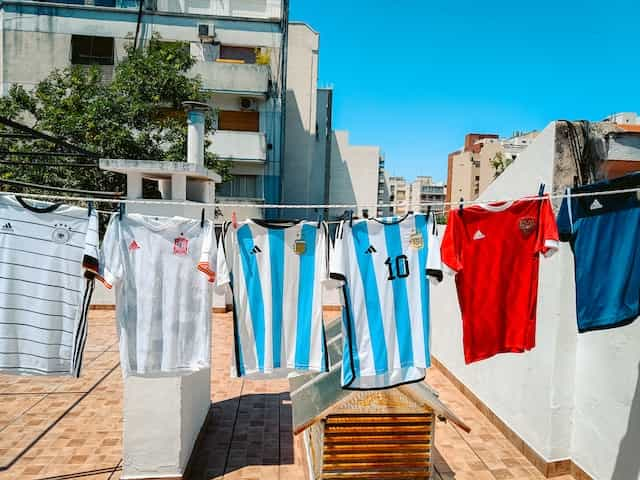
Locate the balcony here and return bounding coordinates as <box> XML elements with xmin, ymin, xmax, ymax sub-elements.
<box><xmin>190</xmin><ymin>61</ymin><xmax>270</xmax><ymax>96</ymax></box>
<box><xmin>210</xmin><ymin>130</ymin><xmax>267</xmax><ymax>162</ymax></box>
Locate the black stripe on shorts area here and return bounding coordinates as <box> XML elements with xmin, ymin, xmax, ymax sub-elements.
<box><xmin>0</xmin><ymin>366</ymin><xmax>69</xmax><ymax>374</ymax></box>
<box><xmin>0</xmin><ymin>322</ymin><xmax>73</xmax><ymax>335</ymax></box>
<box><xmin>0</xmin><ymin>337</ymin><xmax>73</xmax><ymax>348</ymax></box>
<box><xmin>0</xmin><ymin>351</ymin><xmax>71</xmax><ymax>361</ymax></box>
<box><xmin>0</xmin><ymin>232</ymin><xmax>84</xmax><ymax>250</ymax></box>
<box><xmin>0</xmin><ymin>306</ymin><xmax>76</xmax><ymax>322</ymax></box>
<box><xmin>0</xmin><ymin>276</ymin><xmax>81</xmax><ymax>293</ymax></box>
<box><xmin>0</xmin><ymin>260</ymin><xmax>82</xmax><ymax>279</ymax></box>
<box><xmin>0</xmin><ymin>291</ymin><xmax>79</xmax><ymax>308</ymax></box>
<box><xmin>0</xmin><ymin>246</ymin><xmax>80</xmax><ymax>264</ymax></box>
<box><xmin>72</xmin><ymin>279</ymin><xmax>93</xmax><ymax>377</ymax></box>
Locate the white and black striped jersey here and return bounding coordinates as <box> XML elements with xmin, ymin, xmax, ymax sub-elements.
<box><xmin>0</xmin><ymin>195</ymin><xmax>99</xmax><ymax>377</ymax></box>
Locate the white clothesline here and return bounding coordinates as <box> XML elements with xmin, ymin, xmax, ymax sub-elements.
<box><xmin>0</xmin><ymin>186</ymin><xmax>638</xmax><ymax>210</ymax></box>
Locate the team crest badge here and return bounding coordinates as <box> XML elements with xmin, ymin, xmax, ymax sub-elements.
<box><xmin>519</xmin><ymin>217</ymin><xmax>537</xmax><ymax>236</ymax></box>
<box><xmin>173</xmin><ymin>236</ymin><xmax>189</xmax><ymax>256</ymax></box>
<box><xmin>129</xmin><ymin>240</ymin><xmax>141</xmax><ymax>251</ymax></box>
<box><xmin>52</xmin><ymin>224</ymin><xmax>71</xmax><ymax>244</ymax></box>
<box><xmin>293</xmin><ymin>238</ymin><xmax>306</xmax><ymax>255</ymax></box>
<box><xmin>409</xmin><ymin>231</ymin><xmax>424</xmax><ymax>250</ymax></box>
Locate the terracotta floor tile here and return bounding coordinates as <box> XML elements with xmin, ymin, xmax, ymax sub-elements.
<box><xmin>0</xmin><ymin>311</ymin><xmax>580</xmax><ymax>479</ymax></box>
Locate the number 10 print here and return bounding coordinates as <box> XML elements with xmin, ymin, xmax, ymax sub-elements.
<box><xmin>384</xmin><ymin>255</ymin><xmax>410</xmax><ymax>280</ymax></box>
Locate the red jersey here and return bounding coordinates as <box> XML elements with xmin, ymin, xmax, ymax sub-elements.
<box><xmin>440</xmin><ymin>197</ymin><xmax>559</xmax><ymax>363</ymax></box>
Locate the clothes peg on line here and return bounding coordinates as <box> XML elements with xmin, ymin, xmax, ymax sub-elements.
<box><xmin>200</xmin><ymin>208</ymin><xmax>205</xmax><ymax>228</ymax></box>
<box><xmin>118</xmin><ymin>203</ymin><xmax>125</xmax><ymax>221</ymax></box>
<box><xmin>87</xmin><ymin>201</ymin><xmax>93</xmax><ymax>217</ymax></box>
<box><xmin>538</xmin><ymin>183</ymin><xmax>546</xmax><ymax>197</ymax></box>
<box><xmin>231</xmin><ymin>211</ymin><xmax>238</xmax><ymax>229</ymax></box>
<box><xmin>316</xmin><ymin>211</ymin><xmax>323</xmax><ymax>229</ymax></box>
<box><xmin>459</xmin><ymin>197</ymin><xmax>464</xmax><ymax>216</ymax></box>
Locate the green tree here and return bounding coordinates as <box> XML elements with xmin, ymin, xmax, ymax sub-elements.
<box><xmin>0</xmin><ymin>35</ymin><xmax>230</xmax><ymax>194</ymax></box>
<box><xmin>491</xmin><ymin>151</ymin><xmax>513</xmax><ymax>178</ymax></box>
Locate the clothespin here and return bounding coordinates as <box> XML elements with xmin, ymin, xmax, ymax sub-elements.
<box><xmin>459</xmin><ymin>197</ymin><xmax>464</xmax><ymax>216</ymax></box>
<box><xmin>316</xmin><ymin>211</ymin><xmax>323</xmax><ymax>229</ymax></box>
<box><xmin>118</xmin><ymin>203</ymin><xmax>125</xmax><ymax>221</ymax></box>
<box><xmin>87</xmin><ymin>201</ymin><xmax>93</xmax><ymax>217</ymax></box>
<box><xmin>231</xmin><ymin>211</ymin><xmax>238</xmax><ymax>229</ymax></box>
<box><xmin>348</xmin><ymin>210</ymin><xmax>354</xmax><ymax>227</ymax></box>
<box><xmin>538</xmin><ymin>183</ymin><xmax>545</xmax><ymax>197</ymax></box>
<box><xmin>573</xmin><ymin>176</ymin><xmax>579</xmax><ymax>188</ymax></box>
<box><xmin>200</xmin><ymin>208</ymin><xmax>206</xmax><ymax>228</ymax></box>
<box><xmin>426</xmin><ymin>206</ymin><xmax>431</xmax><ymax>216</ymax></box>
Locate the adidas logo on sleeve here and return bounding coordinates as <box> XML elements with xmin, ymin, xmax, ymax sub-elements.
<box><xmin>1</xmin><ymin>222</ymin><xmax>13</xmax><ymax>232</ymax></box>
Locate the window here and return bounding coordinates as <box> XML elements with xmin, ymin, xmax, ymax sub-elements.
<box><xmin>71</xmin><ymin>35</ymin><xmax>114</xmax><ymax>65</ymax></box>
<box><xmin>218</xmin><ymin>110</ymin><xmax>260</xmax><ymax>132</ymax></box>
<box><xmin>218</xmin><ymin>45</ymin><xmax>256</xmax><ymax>64</ymax></box>
<box><xmin>217</xmin><ymin>175</ymin><xmax>261</xmax><ymax>198</ymax></box>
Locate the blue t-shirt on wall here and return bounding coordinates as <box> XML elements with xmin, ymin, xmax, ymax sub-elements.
<box><xmin>557</xmin><ymin>172</ymin><xmax>640</xmax><ymax>333</ymax></box>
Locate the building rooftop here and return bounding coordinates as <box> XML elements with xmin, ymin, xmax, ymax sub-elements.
<box><xmin>0</xmin><ymin>310</ymin><xmax>578</xmax><ymax>480</ymax></box>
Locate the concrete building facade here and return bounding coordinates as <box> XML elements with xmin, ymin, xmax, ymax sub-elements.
<box><xmin>283</xmin><ymin>22</ymin><xmax>385</xmax><ymax>219</ymax></box>
<box><xmin>446</xmin><ymin>132</ymin><xmax>536</xmax><ymax>205</ymax></box>
<box><xmin>409</xmin><ymin>176</ymin><xmax>446</xmax><ymax>213</ymax></box>
<box><xmin>0</xmin><ymin>0</ymin><xmax>287</xmax><ymax>218</ymax></box>
<box><xmin>387</xmin><ymin>175</ymin><xmax>410</xmax><ymax>215</ymax></box>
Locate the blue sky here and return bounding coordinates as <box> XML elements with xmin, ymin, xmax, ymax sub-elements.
<box><xmin>289</xmin><ymin>0</ymin><xmax>640</xmax><ymax>182</ymax></box>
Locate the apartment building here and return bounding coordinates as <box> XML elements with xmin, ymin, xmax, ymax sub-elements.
<box><xmin>283</xmin><ymin>22</ymin><xmax>385</xmax><ymax>219</ymax></box>
<box><xmin>446</xmin><ymin>131</ymin><xmax>535</xmax><ymax>204</ymax></box>
<box><xmin>0</xmin><ymin>0</ymin><xmax>287</xmax><ymax>217</ymax></box>
<box><xmin>409</xmin><ymin>176</ymin><xmax>446</xmax><ymax>213</ymax></box>
<box><xmin>387</xmin><ymin>176</ymin><xmax>410</xmax><ymax>215</ymax></box>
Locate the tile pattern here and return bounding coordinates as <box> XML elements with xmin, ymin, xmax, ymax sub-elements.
<box><xmin>0</xmin><ymin>310</ymin><xmax>579</xmax><ymax>480</ymax></box>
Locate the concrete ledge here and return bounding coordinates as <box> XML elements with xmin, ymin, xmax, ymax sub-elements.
<box><xmin>431</xmin><ymin>357</ymin><xmax>592</xmax><ymax>479</ymax></box>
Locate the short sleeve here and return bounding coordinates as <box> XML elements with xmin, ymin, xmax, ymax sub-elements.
<box><xmin>426</xmin><ymin>214</ymin><xmax>443</xmax><ymax>283</ymax></box>
<box><xmin>440</xmin><ymin>210</ymin><xmax>463</xmax><ymax>274</ymax></box>
<box><xmin>197</xmin><ymin>221</ymin><xmax>216</xmax><ymax>283</ymax></box>
<box><xmin>537</xmin><ymin>197</ymin><xmax>560</xmax><ymax>257</ymax></box>
<box><xmin>215</xmin><ymin>224</ymin><xmax>231</xmax><ymax>288</ymax></box>
<box><xmin>328</xmin><ymin>221</ymin><xmax>348</xmax><ymax>287</ymax></box>
<box><xmin>98</xmin><ymin>214</ymin><xmax>123</xmax><ymax>289</ymax></box>
<box><xmin>556</xmin><ymin>188</ymin><xmax>574</xmax><ymax>242</ymax></box>
<box><xmin>82</xmin><ymin>208</ymin><xmax>100</xmax><ymax>277</ymax></box>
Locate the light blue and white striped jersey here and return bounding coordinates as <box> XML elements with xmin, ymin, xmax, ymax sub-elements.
<box><xmin>217</xmin><ymin>219</ymin><xmax>329</xmax><ymax>378</ymax></box>
<box><xmin>330</xmin><ymin>213</ymin><xmax>442</xmax><ymax>389</ymax></box>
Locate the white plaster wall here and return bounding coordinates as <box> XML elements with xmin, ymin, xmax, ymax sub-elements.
<box><xmin>281</xmin><ymin>23</ymin><xmax>322</xmax><ymax>209</ymax></box>
<box><xmin>431</xmin><ymin>123</ymin><xmax>580</xmax><ymax>460</ymax></box>
<box><xmin>329</xmin><ymin>131</ymin><xmax>381</xmax><ymax>218</ymax></box>
<box><xmin>570</xmin><ymin>305</ymin><xmax>640</xmax><ymax>479</ymax></box>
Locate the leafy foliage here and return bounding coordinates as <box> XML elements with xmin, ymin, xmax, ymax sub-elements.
<box><xmin>0</xmin><ymin>35</ymin><xmax>230</xmax><ymax>195</ymax></box>
<box><xmin>491</xmin><ymin>151</ymin><xmax>514</xmax><ymax>178</ymax></box>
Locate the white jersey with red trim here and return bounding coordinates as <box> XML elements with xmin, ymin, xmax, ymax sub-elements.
<box><xmin>0</xmin><ymin>195</ymin><xmax>99</xmax><ymax>377</ymax></box>
<box><xmin>100</xmin><ymin>213</ymin><xmax>216</xmax><ymax>377</ymax></box>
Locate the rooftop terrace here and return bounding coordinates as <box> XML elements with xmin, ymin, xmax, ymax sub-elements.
<box><xmin>0</xmin><ymin>310</ymin><xmax>577</xmax><ymax>480</ymax></box>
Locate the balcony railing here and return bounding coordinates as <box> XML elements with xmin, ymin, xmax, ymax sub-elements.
<box><xmin>209</xmin><ymin>130</ymin><xmax>267</xmax><ymax>162</ymax></box>
<box><xmin>190</xmin><ymin>61</ymin><xmax>270</xmax><ymax>95</ymax></box>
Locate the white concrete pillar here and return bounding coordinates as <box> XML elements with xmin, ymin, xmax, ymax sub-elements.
<box><xmin>127</xmin><ymin>172</ymin><xmax>143</xmax><ymax>199</ymax></box>
<box><xmin>122</xmin><ymin>369</ymin><xmax>211</xmax><ymax>479</ymax></box>
<box><xmin>172</xmin><ymin>174</ymin><xmax>187</xmax><ymax>201</ymax></box>
<box><xmin>158</xmin><ymin>179</ymin><xmax>172</xmax><ymax>200</ymax></box>
<box><xmin>183</xmin><ymin>101</ymin><xmax>210</xmax><ymax>166</ymax></box>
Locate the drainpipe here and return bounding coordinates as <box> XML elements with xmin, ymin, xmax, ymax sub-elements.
<box><xmin>183</xmin><ymin>101</ymin><xmax>210</xmax><ymax>166</ymax></box>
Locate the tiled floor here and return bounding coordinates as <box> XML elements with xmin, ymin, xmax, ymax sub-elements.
<box><xmin>0</xmin><ymin>311</ymin><xmax>576</xmax><ymax>480</ymax></box>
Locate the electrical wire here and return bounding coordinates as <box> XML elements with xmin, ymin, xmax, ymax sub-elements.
<box><xmin>0</xmin><ymin>187</ymin><xmax>638</xmax><ymax>210</ymax></box>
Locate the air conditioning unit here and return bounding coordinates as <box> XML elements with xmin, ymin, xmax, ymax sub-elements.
<box><xmin>239</xmin><ymin>97</ymin><xmax>258</xmax><ymax>111</ymax></box>
<box><xmin>197</xmin><ymin>24</ymin><xmax>216</xmax><ymax>43</ymax></box>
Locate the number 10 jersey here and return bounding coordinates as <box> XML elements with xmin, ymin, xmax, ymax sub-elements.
<box><xmin>330</xmin><ymin>213</ymin><xmax>442</xmax><ymax>390</ymax></box>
